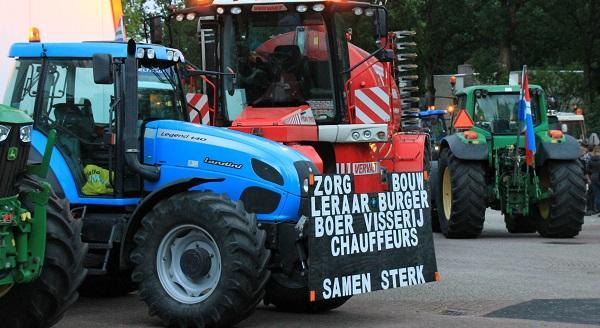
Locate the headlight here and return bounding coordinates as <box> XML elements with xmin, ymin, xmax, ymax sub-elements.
<box><xmin>136</xmin><ymin>48</ymin><xmax>145</xmax><ymax>59</ymax></box>
<box><xmin>312</xmin><ymin>4</ymin><xmax>325</xmax><ymax>12</ymax></box>
<box><xmin>0</xmin><ymin>125</ymin><xmax>10</xmax><ymax>142</ymax></box>
<box><xmin>19</xmin><ymin>125</ymin><xmax>32</xmax><ymax>143</ymax></box>
<box><xmin>303</xmin><ymin>178</ymin><xmax>309</xmax><ymax>194</ymax></box>
<box><xmin>146</xmin><ymin>48</ymin><xmax>155</xmax><ymax>59</ymax></box>
<box><xmin>295</xmin><ymin>161</ymin><xmax>319</xmax><ymax>196</ymax></box>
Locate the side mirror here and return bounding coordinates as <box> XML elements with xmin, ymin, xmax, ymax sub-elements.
<box><xmin>375</xmin><ymin>8</ymin><xmax>388</xmax><ymax>38</ymax></box>
<box><xmin>150</xmin><ymin>16</ymin><xmax>164</xmax><ymax>44</ymax></box>
<box><xmin>92</xmin><ymin>54</ymin><xmax>114</xmax><ymax>84</ymax></box>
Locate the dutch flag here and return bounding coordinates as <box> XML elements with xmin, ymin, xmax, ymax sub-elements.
<box><xmin>518</xmin><ymin>66</ymin><xmax>536</xmax><ymax>166</ymax></box>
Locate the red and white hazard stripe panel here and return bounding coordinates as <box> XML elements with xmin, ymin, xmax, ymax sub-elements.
<box><xmin>186</xmin><ymin>93</ymin><xmax>210</xmax><ymax>125</ymax></box>
<box><xmin>354</xmin><ymin>87</ymin><xmax>391</xmax><ymax>124</ymax></box>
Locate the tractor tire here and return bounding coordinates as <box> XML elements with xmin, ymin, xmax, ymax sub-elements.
<box><xmin>0</xmin><ymin>177</ymin><xmax>87</xmax><ymax>328</ymax></box>
<box><xmin>533</xmin><ymin>160</ymin><xmax>585</xmax><ymax>238</ymax></box>
<box><xmin>131</xmin><ymin>192</ymin><xmax>270</xmax><ymax>328</ymax></box>
<box><xmin>429</xmin><ymin>160</ymin><xmax>441</xmax><ymax>233</ymax></box>
<box><xmin>504</xmin><ymin>214</ymin><xmax>536</xmax><ymax>233</ymax></box>
<box><xmin>264</xmin><ymin>275</ymin><xmax>350</xmax><ymax>313</ymax></box>
<box><xmin>436</xmin><ymin>148</ymin><xmax>486</xmax><ymax>238</ymax></box>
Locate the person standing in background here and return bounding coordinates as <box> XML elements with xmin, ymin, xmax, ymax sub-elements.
<box><xmin>587</xmin><ymin>145</ymin><xmax>600</xmax><ymax>215</ymax></box>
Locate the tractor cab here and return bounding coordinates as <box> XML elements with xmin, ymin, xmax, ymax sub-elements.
<box><xmin>419</xmin><ymin>109</ymin><xmax>447</xmax><ymax>159</ymax></box>
<box><xmin>4</xmin><ymin>42</ymin><xmax>187</xmax><ymax>200</ymax></box>
<box><xmin>548</xmin><ymin>111</ymin><xmax>586</xmax><ymax>142</ymax></box>
<box><xmin>453</xmin><ymin>85</ymin><xmax>547</xmax><ymax>141</ymax></box>
<box><xmin>169</xmin><ymin>0</ymin><xmax>396</xmax><ymax>142</ymax></box>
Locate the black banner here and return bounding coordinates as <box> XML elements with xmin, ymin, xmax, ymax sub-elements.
<box><xmin>307</xmin><ymin>173</ymin><xmax>438</xmax><ymax>301</ymax></box>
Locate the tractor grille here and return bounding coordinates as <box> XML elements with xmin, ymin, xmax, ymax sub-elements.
<box><xmin>0</xmin><ymin>124</ymin><xmax>30</xmax><ymax>197</ymax></box>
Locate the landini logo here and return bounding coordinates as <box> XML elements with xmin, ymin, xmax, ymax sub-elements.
<box><xmin>204</xmin><ymin>157</ymin><xmax>243</xmax><ymax>169</ymax></box>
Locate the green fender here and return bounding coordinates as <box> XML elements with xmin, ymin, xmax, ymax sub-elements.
<box><xmin>536</xmin><ymin>134</ymin><xmax>580</xmax><ymax>165</ymax></box>
<box><xmin>440</xmin><ymin>133</ymin><xmax>488</xmax><ymax>161</ymax></box>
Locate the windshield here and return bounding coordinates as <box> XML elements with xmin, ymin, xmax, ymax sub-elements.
<box><xmin>562</xmin><ymin>120</ymin><xmax>585</xmax><ymax>140</ymax></box>
<box><xmin>473</xmin><ymin>93</ymin><xmax>540</xmax><ymax>134</ymax></box>
<box><xmin>422</xmin><ymin>117</ymin><xmax>447</xmax><ymax>141</ymax></box>
<box><xmin>3</xmin><ymin>59</ymin><xmax>43</xmax><ymax>115</ymax></box>
<box><xmin>4</xmin><ymin>59</ymin><xmax>184</xmax><ymax>145</ymax></box>
<box><xmin>222</xmin><ymin>12</ymin><xmax>335</xmax><ymax>121</ymax></box>
<box><xmin>137</xmin><ymin>66</ymin><xmax>185</xmax><ymax>121</ymax></box>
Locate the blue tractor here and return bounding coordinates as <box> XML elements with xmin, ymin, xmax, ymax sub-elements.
<box><xmin>419</xmin><ymin>109</ymin><xmax>448</xmax><ymax>161</ymax></box>
<box><xmin>4</xmin><ymin>39</ymin><xmax>320</xmax><ymax>326</ymax></box>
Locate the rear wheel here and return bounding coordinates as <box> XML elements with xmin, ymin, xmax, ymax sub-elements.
<box><xmin>131</xmin><ymin>192</ymin><xmax>269</xmax><ymax>327</ymax></box>
<box><xmin>504</xmin><ymin>214</ymin><xmax>536</xmax><ymax>233</ymax></box>
<box><xmin>436</xmin><ymin>148</ymin><xmax>486</xmax><ymax>238</ymax></box>
<box><xmin>0</xmin><ymin>177</ymin><xmax>87</xmax><ymax>328</ymax></box>
<box><xmin>533</xmin><ymin>160</ymin><xmax>585</xmax><ymax>238</ymax></box>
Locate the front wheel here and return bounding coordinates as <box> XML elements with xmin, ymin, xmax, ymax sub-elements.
<box><xmin>504</xmin><ymin>214</ymin><xmax>537</xmax><ymax>233</ymax></box>
<box><xmin>436</xmin><ymin>148</ymin><xmax>487</xmax><ymax>238</ymax></box>
<box><xmin>533</xmin><ymin>161</ymin><xmax>586</xmax><ymax>238</ymax></box>
<box><xmin>131</xmin><ymin>192</ymin><xmax>269</xmax><ymax>327</ymax></box>
<box><xmin>0</xmin><ymin>178</ymin><xmax>87</xmax><ymax>328</ymax></box>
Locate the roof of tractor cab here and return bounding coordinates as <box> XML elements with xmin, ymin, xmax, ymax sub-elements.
<box><xmin>419</xmin><ymin>109</ymin><xmax>447</xmax><ymax>117</ymax></box>
<box><xmin>9</xmin><ymin>42</ymin><xmax>183</xmax><ymax>61</ymax></box>
<box><xmin>456</xmin><ymin>84</ymin><xmax>543</xmax><ymax>96</ymax></box>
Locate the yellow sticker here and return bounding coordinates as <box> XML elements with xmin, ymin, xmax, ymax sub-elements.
<box><xmin>313</xmin><ymin>36</ymin><xmax>319</xmax><ymax>46</ymax></box>
<box><xmin>20</xmin><ymin>212</ymin><xmax>31</xmax><ymax>222</ymax></box>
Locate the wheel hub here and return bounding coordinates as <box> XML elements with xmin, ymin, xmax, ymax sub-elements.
<box><xmin>180</xmin><ymin>248</ymin><xmax>211</xmax><ymax>280</ymax></box>
<box><xmin>156</xmin><ymin>224</ymin><xmax>222</xmax><ymax>304</ymax></box>
<box><xmin>442</xmin><ymin>167</ymin><xmax>452</xmax><ymax>220</ymax></box>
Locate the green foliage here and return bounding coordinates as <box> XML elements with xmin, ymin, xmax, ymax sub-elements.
<box><xmin>123</xmin><ymin>0</ymin><xmax>186</xmax><ymax>42</ymax></box>
<box><xmin>384</xmin><ymin>0</ymin><xmax>600</xmax><ymax>133</ymax></box>
<box><xmin>530</xmin><ymin>68</ymin><xmax>584</xmax><ymax>110</ymax></box>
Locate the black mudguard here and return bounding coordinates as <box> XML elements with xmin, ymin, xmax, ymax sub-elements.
<box><xmin>536</xmin><ymin>134</ymin><xmax>580</xmax><ymax>165</ymax></box>
<box><xmin>441</xmin><ymin>134</ymin><xmax>488</xmax><ymax>160</ymax></box>
<box><xmin>118</xmin><ymin>177</ymin><xmax>223</xmax><ymax>269</ymax></box>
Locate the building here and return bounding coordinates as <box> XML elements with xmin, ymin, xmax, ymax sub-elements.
<box><xmin>0</xmin><ymin>0</ymin><xmax>124</xmax><ymax>101</ymax></box>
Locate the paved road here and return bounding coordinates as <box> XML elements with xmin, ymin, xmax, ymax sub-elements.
<box><xmin>57</xmin><ymin>210</ymin><xmax>600</xmax><ymax>327</ymax></box>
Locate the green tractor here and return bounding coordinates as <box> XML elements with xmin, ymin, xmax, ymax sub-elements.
<box><xmin>434</xmin><ymin>85</ymin><xmax>586</xmax><ymax>238</ymax></box>
<box><xmin>0</xmin><ymin>104</ymin><xmax>86</xmax><ymax>327</ymax></box>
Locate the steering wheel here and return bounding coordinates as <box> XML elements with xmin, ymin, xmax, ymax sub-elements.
<box><xmin>270</xmin><ymin>51</ymin><xmax>294</xmax><ymax>73</ymax></box>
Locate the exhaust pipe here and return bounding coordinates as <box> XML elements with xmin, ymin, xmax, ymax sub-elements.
<box><xmin>124</xmin><ymin>39</ymin><xmax>160</xmax><ymax>181</ymax></box>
